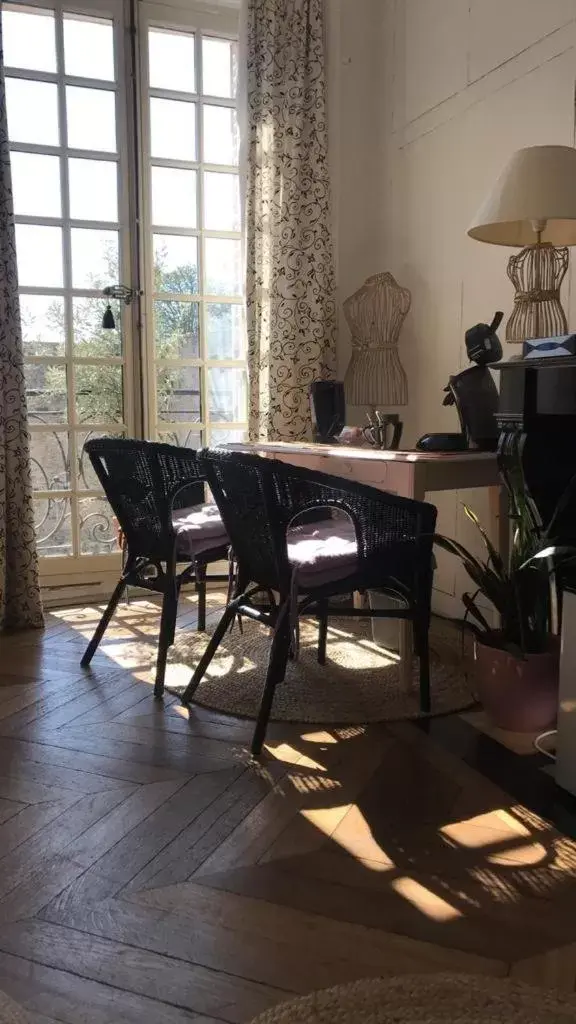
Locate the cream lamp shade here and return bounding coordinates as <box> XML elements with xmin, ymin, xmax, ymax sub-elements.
<box><xmin>467</xmin><ymin>145</ymin><xmax>576</xmax><ymax>341</ymax></box>
<box><xmin>468</xmin><ymin>145</ymin><xmax>576</xmax><ymax>246</ymax></box>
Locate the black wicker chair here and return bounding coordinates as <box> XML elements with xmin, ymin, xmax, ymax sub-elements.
<box><xmin>177</xmin><ymin>449</ymin><xmax>438</xmax><ymax>754</ymax></box>
<box><xmin>80</xmin><ymin>438</ymin><xmax>230</xmax><ymax>695</ymax></box>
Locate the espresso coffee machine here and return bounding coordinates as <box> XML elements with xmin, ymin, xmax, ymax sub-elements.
<box><xmin>417</xmin><ymin>312</ymin><xmax>503</xmax><ymax>452</ymax></box>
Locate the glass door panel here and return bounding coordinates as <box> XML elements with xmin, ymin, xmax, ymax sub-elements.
<box><xmin>140</xmin><ymin>5</ymin><xmax>247</xmax><ymax>450</ymax></box>
<box><xmin>6</xmin><ymin>0</ymin><xmax>243</xmax><ymax>596</ymax></box>
<box><xmin>5</xmin><ymin>0</ymin><xmax>134</xmax><ymax>585</ymax></box>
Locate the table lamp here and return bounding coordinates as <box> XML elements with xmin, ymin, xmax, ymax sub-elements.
<box><xmin>468</xmin><ymin>145</ymin><xmax>576</xmax><ymax>342</ymax></box>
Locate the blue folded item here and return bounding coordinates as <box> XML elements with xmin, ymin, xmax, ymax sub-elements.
<box><xmin>523</xmin><ymin>335</ymin><xmax>576</xmax><ymax>358</ymax></box>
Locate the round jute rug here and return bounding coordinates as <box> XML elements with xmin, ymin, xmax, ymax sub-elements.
<box><xmin>0</xmin><ymin>988</ymin><xmax>29</xmax><ymax>1023</ymax></box>
<box><xmin>249</xmin><ymin>973</ymin><xmax>576</xmax><ymax>1024</ymax></box>
<box><xmin>169</xmin><ymin>616</ymin><xmax>474</xmax><ymax>724</ymax></box>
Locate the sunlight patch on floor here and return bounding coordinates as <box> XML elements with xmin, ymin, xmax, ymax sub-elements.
<box><xmin>266</xmin><ymin>742</ymin><xmax>328</xmax><ymax>771</ymax></box>
<box><xmin>391</xmin><ymin>876</ymin><xmax>462</xmax><ymax>921</ymax></box>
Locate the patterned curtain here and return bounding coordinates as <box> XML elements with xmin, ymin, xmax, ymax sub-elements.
<box><xmin>0</xmin><ymin>20</ymin><xmax>43</xmax><ymax>631</ymax></box>
<box><xmin>244</xmin><ymin>0</ymin><xmax>337</xmax><ymax>441</ymax></box>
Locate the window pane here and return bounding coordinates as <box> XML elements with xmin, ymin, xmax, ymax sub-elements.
<box><xmin>66</xmin><ymin>87</ymin><xmax>117</xmax><ymax>153</ymax></box>
<box><xmin>77</xmin><ymin>430</ymin><xmax>124</xmax><ymax>489</ymax></box>
<box><xmin>35</xmin><ymin>497</ymin><xmax>72</xmax><ymax>557</ymax></box>
<box><xmin>149</xmin><ymin>29</ymin><xmax>195</xmax><ymax>92</ymax></box>
<box><xmin>155</xmin><ymin>300</ymin><xmax>199</xmax><ymax>358</ymax></box>
<box><xmin>203</xmin><ymin>105</ymin><xmax>239</xmax><ymax>165</ymax></box>
<box><xmin>78</xmin><ymin>495</ymin><xmax>117</xmax><ymax>552</ymax></box>
<box><xmin>151</xmin><ymin>167</ymin><xmax>196</xmax><ymax>228</ymax></box>
<box><xmin>64</xmin><ymin>15</ymin><xmax>115</xmax><ymax>82</ymax></box>
<box><xmin>2</xmin><ymin>8</ymin><xmax>56</xmax><ymax>73</ymax></box>
<box><xmin>26</xmin><ymin>363</ymin><xmax>67</xmax><ymax>425</ymax></box>
<box><xmin>202</xmin><ymin>38</ymin><xmax>237</xmax><ymax>98</ymax></box>
<box><xmin>204</xmin><ymin>238</ymin><xmax>242</xmax><ymax>296</ymax></box>
<box><xmin>16</xmin><ymin>225</ymin><xmax>63</xmax><ymax>287</ymax></box>
<box><xmin>211</xmin><ymin>427</ymin><xmax>246</xmax><ymax>446</ymax></box>
<box><xmin>5</xmin><ymin>78</ymin><xmax>59</xmax><ymax>146</ymax></box>
<box><xmin>69</xmin><ymin>159</ymin><xmax>118</xmax><ymax>222</ymax></box>
<box><xmin>79</xmin><ymin>497</ymin><xmax>118</xmax><ymax>554</ymax></box>
<box><xmin>71</xmin><ymin>228</ymin><xmax>119</xmax><ymax>289</ymax></box>
<box><xmin>21</xmin><ymin>296</ymin><xmax>66</xmax><ymax>358</ymax></box>
<box><xmin>158</xmin><ymin>428</ymin><xmax>202</xmax><ymax>449</ymax></box>
<box><xmin>206</xmin><ymin>304</ymin><xmax>244</xmax><ymax>359</ymax></box>
<box><xmin>157</xmin><ymin>365</ymin><xmax>201</xmax><ymax>422</ymax></box>
<box><xmin>75</xmin><ymin>364</ymin><xmax>123</xmax><ymax>424</ymax></box>
<box><xmin>73</xmin><ymin>297</ymin><xmax>122</xmax><ymax>358</ymax></box>
<box><xmin>203</xmin><ymin>172</ymin><xmax>240</xmax><ymax>231</ymax></box>
<box><xmin>150</xmin><ymin>98</ymin><xmax>196</xmax><ymax>160</ymax></box>
<box><xmin>10</xmin><ymin>152</ymin><xmax>61</xmax><ymax>218</ymax></box>
<box><xmin>208</xmin><ymin>367</ymin><xmax>246</xmax><ymax>422</ymax></box>
<box><xmin>153</xmin><ymin>235</ymin><xmax>198</xmax><ymax>294</ymax></box>
<box><xmin>30</xmin><ymin>432</ymin><xmax>69</xmax><ymax>490</ymax></box>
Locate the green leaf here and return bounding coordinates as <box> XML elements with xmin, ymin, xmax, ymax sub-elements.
<box><xmin>462</xmin><ymin>592</ymin><xmax>492</xmax><ymax>632</ymax></box>
<box><xmin>463</xmin><ymin>504</ymin><xmax>505</xmax><ymax>578</ymax></box>
<box><xmin>522</xmin><ymin>545</ymin><xmax>576</xmax><ymax>566</ymax></box>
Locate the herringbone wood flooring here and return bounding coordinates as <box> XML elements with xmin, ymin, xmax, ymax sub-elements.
<box><xmin>0</xmin><ymin>591</ymin><xmax>575</xmax><ymax>1022</ymax></box>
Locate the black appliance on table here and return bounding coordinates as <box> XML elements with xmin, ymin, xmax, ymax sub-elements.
<box><xmin>416</xmin><ymin>312</ymin><xmax>503</xmax><ymax>452</ymax></box>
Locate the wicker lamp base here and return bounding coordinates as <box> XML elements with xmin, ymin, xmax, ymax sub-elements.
<box><xmin>506</xmin><ymin>242</ymin><xmax>569</xmax><ymax>342</ymax></box>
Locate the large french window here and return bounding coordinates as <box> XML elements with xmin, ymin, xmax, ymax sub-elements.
<box><xmin>3</xmin><ymin>0</ymin><xmax>246</xmax><ymax>601</ymax></box>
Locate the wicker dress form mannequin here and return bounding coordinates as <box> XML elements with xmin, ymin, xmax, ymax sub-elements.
<box><xmin>344</xmin><ymin>272</ymin><xmax>410</xmax><ymax>408</ymax></box>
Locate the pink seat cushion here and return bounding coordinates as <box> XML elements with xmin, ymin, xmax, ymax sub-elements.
<box><xmin>287</xmin><ymin>517</ymin><xmax>358</xmax><ymax>587</ymax></box>
<box><xmin>172</xmin><ymin>503</ymin><xmax>228</xmax><ymax>559</ymax></box>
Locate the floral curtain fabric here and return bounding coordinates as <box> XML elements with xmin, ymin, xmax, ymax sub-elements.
<box><xmin>244</xmin><ymin>0</ymin><xmax>337</xmax><ymax>441</ymax></box>
<box><xmin>0</xmin><ymin>20</ymin><xmax>43</xmax><ymax>631</ymax></box>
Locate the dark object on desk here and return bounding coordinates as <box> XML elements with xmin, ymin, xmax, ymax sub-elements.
<box><xmin>310</xmin><ymin>380</ymin><xmax>345</xmax><ymax>442</ymax></box>
<box><xmin>416</xmin><ymin>433</ymin><xmax>467</xmax><ymax>452</ymax></box>
<box><xmin>416</xmin><ymin>311</ymin><xmax>503</xmax><ymax>452</ymax></box>
<box><xmin>362</xmin><ymin>412</ymin><xmax>403</xmax><ymax>450</ymax></box>
<box><xmin>523</xmin><ymin>333</ymin><xmax>576</xmax><ymax>359</ymax></box>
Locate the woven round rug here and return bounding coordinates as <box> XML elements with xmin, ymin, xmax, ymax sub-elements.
<box><xmin>168</xmin><ymin>615</ymin><xmax>474</xmax><ymax>724</ymax></box>
<box><xmin>0</xmin><ymin>988</ymin><xmax>29</xmax><ymax>1023</ymax></box>
<box><xmin>249</xmin><ymin>973</ymin><xmax>576</xmax><ymax>1024</ymax></box>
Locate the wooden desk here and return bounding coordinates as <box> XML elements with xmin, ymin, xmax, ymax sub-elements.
<box><xmin>224</xmin><ymin>441</ymin><xmax>507</xmax><ymax>686</ymax></box>
<box><xmin>224</xmin><ymin>440</ymin><xmax>500</xmax><ymax>501</ymax></box>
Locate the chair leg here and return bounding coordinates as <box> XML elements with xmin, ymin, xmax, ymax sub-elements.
<box><xmin>317</xmin><ymin>602</ymin><xmax>328</xmax><ymax>665</ymax></box>
<box><xmin>180</xmin><ymin>599</ymin><xmax>239</xmax><ymax>705</ymax></box>
<box><xmin>81</xmin><ymin>577</ymin><xmax>127</xmax><ymax>667</ymax></box>
<box><xmin>154</xmin><ymin>567</ymin><xmax>179</xmax><ymax>699</ymax></box>
<box><xmin>196</xmin><ymin>563</ymin><xmax>207</xmax><ymax>632</ymax></box>
<box><xmin>168</xmin><ymin>579</ymin><xmax>181</xmax><ymax>647</ymax></box>
<box><xmin>415</xmin><ymin>619</ymin><xmax>431</xmax><ymax>714</ymax></box>
<box><xmin>252</xmin><ymin>604</ymin><xmax>291</xmax><ymax>757</ymax></box>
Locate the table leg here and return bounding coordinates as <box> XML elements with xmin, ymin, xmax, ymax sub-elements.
<box><xmin>398</xmin><ymin>471</ymin><xmax>424</xmax><ymax>691</ymax></box>
<box><xmin>489</xmin><ymin>484</ymin><xmax>509</xmax><ymax>567</ymax></box>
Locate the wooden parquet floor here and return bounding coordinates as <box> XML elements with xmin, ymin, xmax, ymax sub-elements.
<box><xmin>0</xmin><ymin>592</ymin><xmax>576</xmax><ymax>1022</ymax></box>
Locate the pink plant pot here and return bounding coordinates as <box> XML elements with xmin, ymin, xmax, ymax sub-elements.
<box><xmin>474</xmin><ymin>637</ymin><xmax>559</xmax><ymax>733</ymax></box>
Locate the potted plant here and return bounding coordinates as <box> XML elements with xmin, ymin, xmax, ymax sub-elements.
<box><xmin>435</xmin><ymin>468</ymin><xmax>576</xmax><ymax>732</ymax></box>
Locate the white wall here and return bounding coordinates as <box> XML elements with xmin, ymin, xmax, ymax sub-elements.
<box><xmin>327</xmin><ymin>0</ymin><xmax>387</xmax><ymax>380</ymax></box>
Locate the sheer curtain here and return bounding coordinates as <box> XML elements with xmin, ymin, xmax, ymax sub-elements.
<box><xmin>0</xmin><ymin>18</ymin><xmax>43</xmax><ymax>631</ymax></box>
<box><xmin>242</xmin><ymin>0</ymin><xmax>337</xmax><ymax>441</ymax></box>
